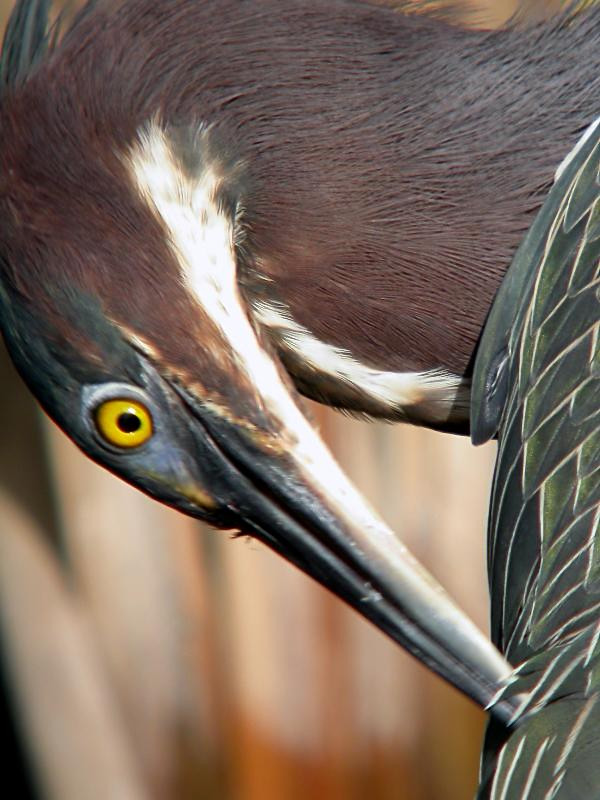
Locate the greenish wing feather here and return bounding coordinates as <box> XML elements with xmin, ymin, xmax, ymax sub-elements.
<box><xmin>0</xmin><ymin>0</ymin><xmax>92</xmax><ymax>95</ymax></box>
<box><xmin>478</xmin><ymin>696</ymin><xmax>600</xmax><ymax>799</ymax></box>
<box><xmin>472</xmin><ymin>119</ymin><xmax>600</xmax><ymax>797</ymax></box>
<box><xmin>0</xmin><ymin>0</ymin><xmax>52</xmax><ymax>92</ymax></box>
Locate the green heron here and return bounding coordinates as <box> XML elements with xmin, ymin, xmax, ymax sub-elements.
<box><xmin>0</xmin><ymin>0</ymin><xmax>597</xmax><ymax>735</ymax></box>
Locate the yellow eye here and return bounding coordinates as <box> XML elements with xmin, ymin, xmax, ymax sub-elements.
<box><xmin>95</xmin><ymin>399</ymin><xmax>153</xmax><ymax>448</ymax></box>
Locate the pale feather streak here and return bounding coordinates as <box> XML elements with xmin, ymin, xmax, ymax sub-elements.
<box><xmin>252</xmin><ymin>299</ymin><xmax>470</xmax><ymax>425</ymax></box>
<box><xmin>124</xmin><ymin>121</ymin><xmax>447</xmax><ymax>562</ymax></box>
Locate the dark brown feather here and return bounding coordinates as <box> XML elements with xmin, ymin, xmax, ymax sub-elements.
<box><xmin>0</xmin><ymin>0</ymin><xmax>598</xmax><ymax>390</ymax></box>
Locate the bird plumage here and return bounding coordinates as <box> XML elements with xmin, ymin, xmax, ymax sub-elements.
<box><xmin>1</xmin><ymin>0</ymin><xmax>599</xmax><ymax>428</ymax></box>
<box><xmin>472</xmin><ymin>116</ymin><xmax>600</xmax><ymax>797</ymax></box>
<box><xmin>0</xmin><ymin>0</ymin><xmax>517</xmax><ymax>717</ymax></box>
<box><xmin>2</xmin><ymin>0</ymin><xmax>600</xmax><ymax>792</ymax></box>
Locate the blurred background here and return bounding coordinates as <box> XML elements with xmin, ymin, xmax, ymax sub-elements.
<box><xmin>0</xmin><ymin>1</ymin><xmax>519</xmax><ymax>798</ymax></box>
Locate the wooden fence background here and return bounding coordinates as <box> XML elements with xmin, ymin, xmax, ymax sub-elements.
<box><xmin>0</xmin><ymin>1</ymin><xmax>519</xmax><ymax>798</ymax></box>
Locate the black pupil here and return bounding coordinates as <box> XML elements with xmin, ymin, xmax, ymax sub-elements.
<box><xmin>117</xmin><ymin>411</ymin><xmax>142</xmax><ymax>434</ymax></box>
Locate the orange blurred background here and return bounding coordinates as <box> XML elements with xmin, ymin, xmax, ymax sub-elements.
<box><xmin>0</xmin><ymin>2</ymin><xmax>520</xmax><ymax>798</ymax></box>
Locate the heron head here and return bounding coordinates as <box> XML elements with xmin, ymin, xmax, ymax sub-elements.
<box><xmin>0</xmin><ymin>0</ymin><xmax>514</xmax><ymax>715</ymax></box>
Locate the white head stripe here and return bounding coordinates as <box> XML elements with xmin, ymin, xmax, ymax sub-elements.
<box><xmin>126</xmin><ymin>121</ymin><xmax>408</xmax><ymax>524</ymax></box>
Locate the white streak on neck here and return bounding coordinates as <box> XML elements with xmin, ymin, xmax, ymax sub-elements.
<box><xmin>253</xmin><ymin>299</ymin><xmax>469</xmax><ymax>424</ymax></box>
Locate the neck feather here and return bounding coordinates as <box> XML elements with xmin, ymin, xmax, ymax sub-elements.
<box><xmin>12</xmin><ymin>1</ymin><xmax>600</xmax><ymax>392</ymax></box>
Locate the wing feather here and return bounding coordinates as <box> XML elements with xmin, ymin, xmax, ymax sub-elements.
<box><xmin>472</xmin><ymin>118</ymin><xmax>600</xmax><ymax>797</ymax></box>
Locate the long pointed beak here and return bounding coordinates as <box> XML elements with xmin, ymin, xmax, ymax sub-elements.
<box><xmin>173</xmin><ymin>382</ymin><xmax>515</xmax><ymax>723</ymax></box>
<box><xmin>122</xmin><ymin>127</ymin><xmax>513</xmax><ymax>717</ymax></box>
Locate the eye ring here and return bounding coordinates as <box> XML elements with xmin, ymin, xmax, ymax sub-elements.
<box><xmin>94</xmin><ymin>398</ymin><xmax>153</xmax><ymax>449</ymax></box>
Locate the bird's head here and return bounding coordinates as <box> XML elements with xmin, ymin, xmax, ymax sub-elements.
<box><xmin>0</xmin><ymin>113</ymin><xmax>309</xmax><ymax>524</ymax></box>
<box><xmin>1</xmin><ymin>112</ymin><xmax>387</xmax><ymax>536</ymax></box>
<box><xmin>0</xmin><ymin>0</ymin><xmax>516</xmax><ymax>715</ymax></box>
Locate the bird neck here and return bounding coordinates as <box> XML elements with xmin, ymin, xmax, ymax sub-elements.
<box><xmin>9</xmin><ymin>1</ymin><xmax>600</xmax><ymax>429</ymax></box>
<box><xmin>233</xmin><ymin>7</ymin><xmax>600</xmax><ymax>425</ymax></box>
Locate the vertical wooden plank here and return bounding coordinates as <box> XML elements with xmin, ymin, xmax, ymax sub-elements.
<box><xmin>44</xmin><ymin>424</ymin><xmax>227</xmax><ymax>799</ymax></box>
<box><xmin>319</xmin><ymin>407</ymin><xmax>492</xmax><ymax>799</ymax></box>
<box><xmin>0</xmin><ymin>492</ymin><xmax>148</xmax><ymax>800</ymax></box>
